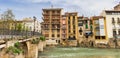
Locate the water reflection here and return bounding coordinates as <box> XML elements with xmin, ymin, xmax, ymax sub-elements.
<box><xmin>39</xmin><ymin>47</ymin><xmax>120</xmax><ymax>58</ymax></box>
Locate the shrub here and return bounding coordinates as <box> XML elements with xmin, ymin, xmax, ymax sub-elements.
<box><xmin>7</xmin><ymin>46</ymin><xmax>23</xmax><ymax>54</ymax></box>
<box><xmin>14</xmin><ymin>42</ymin><xmax>20</xmax><ymax>48</ymax></box>
<box><xmin>31</xmin><ymin>39</ymin><xmax>39</xmax><ymax>44</ymax></box>
<box><xmin>39</xmin><ymin>36</ymin><xmax>45</xmax><ymax>41</ymax></box>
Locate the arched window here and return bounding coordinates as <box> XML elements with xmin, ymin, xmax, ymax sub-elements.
<box><xmin>117</xmin><ymin>17</ymin><xmax>120</xmax><ymax>24</ymax></box>
<box><xmin>112</xmin><ymin>17</ymin><xmax>115</xmax><ymax>24</ymax></box>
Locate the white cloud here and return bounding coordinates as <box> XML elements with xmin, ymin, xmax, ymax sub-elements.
<box><xmin>9</xmin><ymin>0</ymin><xmax>119</xmax><ymax>18</ymax></box>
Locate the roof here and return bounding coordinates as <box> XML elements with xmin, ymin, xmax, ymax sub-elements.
<box><xmin>65</xmin><ymin>12</ymin><xmax>78</xmax><ymax>16</ymax></box>
<box><xmin>104</xmin><ymin>10</ymin><xmax>120</xmax><ymax>12</ymax></box>
<box><xmin>42</xmin><ymin>8</ymin><xmax>62</xmax><ymax>10</ymax></box>
<box><xmin>114</xmin><ymin>3</ymin><xmax>120</xmax><ymax>8</ymax></box>
<box><xmin>90</xmin><ymin>16</ymin><xmax>104</xmax><ymax>20</ymax></box>
<box><xmin>22</xmin><ymin>17</ymin><xmax>34</xmax><ymax>22</ymax></box>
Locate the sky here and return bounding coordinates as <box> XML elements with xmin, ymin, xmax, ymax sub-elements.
<box><xmin>0</xmin><ymin>0</ymin><xmax>119</xmax><ymax>22</ymax></box>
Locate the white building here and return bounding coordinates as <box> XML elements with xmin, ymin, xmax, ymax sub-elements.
<box><xmin>100</xmin><ymin>4</ymin><xmax>120</xmax><ymax>39</ymax></box>
<box><xmin>22</xmin><ymin>17</ymin><xmax>41</xmax><ymax>34</ymax></box>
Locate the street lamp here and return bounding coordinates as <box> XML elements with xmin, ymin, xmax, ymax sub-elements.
<box><xmin>33</xmin><ymin>16</ymin><xmax>36</xmax><ymax>36</ymax></box>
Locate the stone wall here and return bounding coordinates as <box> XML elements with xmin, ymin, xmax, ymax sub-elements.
<box><xmin>67</xmin><ymin>40</ymin><xmax>77</xmax><ymax>47</ymax></box>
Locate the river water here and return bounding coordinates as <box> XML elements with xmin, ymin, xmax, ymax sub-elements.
<box><xmin>38</xmin><ymin>47</ymin><xmax>120</xmax><ymax>58</ymax></box>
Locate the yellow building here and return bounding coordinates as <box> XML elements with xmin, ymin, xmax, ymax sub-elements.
<box><xmin>65</xmin><ymin>12</ymin><xmax>78</xmax><ymax>41</ymax></box>
<box><xmin>91</xmin><ymin>16</ymin><xmax>108</xmax><ymax>44</ymax></box>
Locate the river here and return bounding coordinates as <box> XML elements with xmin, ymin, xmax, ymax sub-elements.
<box><xmin>38</xmin><ymin>47</ymin><xmax>120</xmax><ymax>58</ymax></box>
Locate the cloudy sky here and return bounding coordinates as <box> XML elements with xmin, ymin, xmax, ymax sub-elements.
<box><xmin>0</xmin><ymin>0</ymin><xmax>119</xmax><ymax>21</ymax></box>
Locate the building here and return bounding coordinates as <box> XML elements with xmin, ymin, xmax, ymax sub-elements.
<box><xmin>61</xmin><ymin>15</ymin><xmax>67</xmax><ymax>43</ymax></box>
<box><xmin>41</xmin><ymin>8</ymin><xmax>62</xmax><ymax>45</ymax></box>
<box><xmin>100</xmin><ymin>4</ymin><xmax>120</xmax><ymax>42</ymax></box>
<box><xmin>78</xmin><ymin>17</ymin><xmax>92</xmax><ymax>37</ymax></box>
<box><xmin>91</xmin><ymin>16</ymin><xmax>107</xmax><ymax>44</ymax></box>
<box><xmin>65</xmin><ymin>12</ymin><xmax>78</xmax><ymax>41</ymax></box>
<box><xmin>114</xmin><ymin>3</ymin><xmax>120</xmax><ymax>11</ymax></box>
<box><xmin>78</xmin><ymin>16</ymin><xmax>93</xmax><ymax>43</ymax></box>
<box><xmin>22</xmin><ymin>17</ymin><xmax>41</xmax><ymax>35</ymax></box>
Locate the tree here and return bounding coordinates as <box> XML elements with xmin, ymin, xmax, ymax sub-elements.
<box><xmin>1</xmin><ymin>9</ymin><xmax>15</xmax><ymax>21</ymax></box>
<box><xmin>1</xmin><ymin>9</ymin><xmax>15</xmax><ymax>38</ymax></box>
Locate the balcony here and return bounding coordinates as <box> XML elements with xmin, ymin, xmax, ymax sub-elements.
<box><xmin>42</xmin><ymin>22</ymin><xmax>50</xmax><ymax>24</ymax></box>
<box><xmin>42</xmin><ymin>27</ymin><xmax>49</xmax><ymax>30</ymax></box>
<box><xmin>62</xmin><ymin>27</ymin><xmax>66</xmax><ymax>29</ymax></box>
<box><xmin>51</xmin><ymin>22</ymin><xmax>60</xmax><ymax>24</ymax></box>
<box><xmin>51</xmin><ymin>27</ymin><xmax>60</xmax><ymax>30</ymax></box>
<box><xmin>42</xmin><ymin>17</ymin><xmax>49</xmax><ymax>20</ymax></box>
<box><xmin>52</xmin><ymin>13</ymin><xmax>60</xmax><ymax>16</ymax></box>
<box><xmin>42</xmin><ymin>13</ymin><xmax>50</xmax><ymax>16</ymax></box>
<box><xmin>52</xmin><ymin>17</ymin><xmax>60</xmax><ymax>19</ymax></box>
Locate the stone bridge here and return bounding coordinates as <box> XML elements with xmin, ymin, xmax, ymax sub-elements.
<box><xmin>0</xmin><ymin>37</ymin><xmax>46</xmax><ymax>58</ymax></box>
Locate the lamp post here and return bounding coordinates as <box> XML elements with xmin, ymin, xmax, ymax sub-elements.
<box><xmin>33</xmin><ymin>16</ymin><xmax>36</xmax><ymax>36</ymax></box>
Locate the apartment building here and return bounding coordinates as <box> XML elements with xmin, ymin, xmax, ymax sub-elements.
<box><xmin>100</xmin><ymin>4</ymin><xmax>120</xmax><ymax>40</ymax></box>
<box><xmin>78</xmin><ymin>16</ymin><xmax>93</xmax><ymax>43</ymax></box>
<box><xmin>41</xmin><ymin>8</ymin><xmax>62</xmax><ymax>45</ymax></box>
<box><xmin>65</xmin><ymin>12</ymin><xmax>78</xmax><ymax>41</ymax></box>
<box><xmin>78</xmin><ymin>17</ymin><xmax>92</xmax><ymax>37</ymax></box>
<box><xmin>91</xmin><ymin>16</ymin><xmax>107</xmax><ymax>44</ymax></box>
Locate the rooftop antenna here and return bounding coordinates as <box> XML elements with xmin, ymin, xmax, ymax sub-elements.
<box><xmin>51</xmin><ymin>5</ymin><xmax>53</xmax><ymax>8</ymax></box>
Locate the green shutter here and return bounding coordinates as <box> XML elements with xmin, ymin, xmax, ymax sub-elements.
<box><xmin>85</xmin><ymin>24</ymin><xmax>88</xmax><ymax>29</ymax></box>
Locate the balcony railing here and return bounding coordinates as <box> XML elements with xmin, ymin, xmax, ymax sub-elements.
<box><xmin>51</xmin><ymin>22</ymin><xmax>60</xmax><ymax>24</ymax></box>
<box><xmin>42</xmin><ymin>27</ymin><xmax>49</xmax><ymax>30</ymax></box>
<box><xmin>42</xmin><ymin>13</ymin><xmax>50</xmax><ymax>15</ymax></box>
<box><xmin>51</xmin><ymin>27</ymin><xmax>60</xmax><ymax>30</ymax></box>
<box><xmin>42</xmin><ymin>17</ymin><xmax>49</xmax><ymax>19</ymax></box>
<box><xmin>52</xmin><ymin>13</ymin><xmax>60</xmax><ymax>15</ymax></box>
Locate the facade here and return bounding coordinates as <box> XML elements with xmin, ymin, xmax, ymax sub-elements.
<box><xmin>61</xmin><ymin>15</ymin><xmax>67</xmax><ymax>42</ymax></box>
<box><xmin>22</xmin><ymin>17</ymin><xmax>41</xmax><ymax>34</ymax></box>
<box><xmin>65</xmin><ymin>12</ymin><xmax>78</xmax><ymax>41</ymax></box>
<box><xmin>78</xmin><ymin>17</ymin><xmax>92</xmax><ymax>38</ymax></box>
<box><xmin>100</xmin><ymin>4</ymin><xmax>120</xmax><ymax>40</ymax></box>
<box><xmin>41</xmin><ymin>8</ymin><xmax>62</xmax><ymax>45</ymax></box>
<box><xmin>91</xmin><ymin>16</ymin><xmax>107</xmax><ymax>44</ymax></box>
<box><xmin>78</xmin><ymin>16</ymin><xmax>92</xmax><ymax>43</ymax></box>
<box><xmin>114</xmin><ymin>3</ymin><xmax>120</xmax><ymax>11</ymax></box>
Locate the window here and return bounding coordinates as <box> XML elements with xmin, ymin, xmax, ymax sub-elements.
<box><xmin>68</xmin><ymin>20</ymin><xmax>70</xmax><ymax>24</ymax></box>
<box><xmin>73</xmin><ymin>16</ymin><xmax>75</xmax><ymax>19</ymax></box>
<box><xmin>95</xmin><ymin>36</ymin><xmax>100</xmax><ymax>39</ymax></box>
<box><xmin>113</xmin><ymin>30</ymin><xmax>116</xmax><ymax>36</ymax></box>
<box><xmin>46</xmin><ymin>11</ymin><xmax>48</xmax><ymax>13</ymax></box>
<box><xmin>73</xmin><ymin>25</ymin><xmax>75</xmax><ymax>29</ymax></box>
<box><xmin>69</xmin><ymin>17</ymin><xmax>70</xmax><ymax>19</ymax></box>
<box><xmin>117</xmin><ymin>18</ymin><xmax>120</xmax><ymax>24</ymax></box>
<box><xmin>101</xmin><ymin>36</ymin><xmax>105</xmax><ymax>39</ymax></box>
<box><xmin>73</xmin><ymin>20</ymin><xmax>75</xmax><ymax>24</ymax></box>
<box><xmin>112</xmin><ymin>17</ymin><xmax>115</xmax><ymax>24</ymax></box>
<box><xmin>79</xmin><ymin>28</ymin><xmax>82</xmax><ymax>35</ymax></box>
<box><xmin>57</xmin><ymin>11</ymin><xmax>60</xmax><ymax>13</ymax></box>
<box><xmin>68</xmin><ymin>25</ymin><xmax>70</xmax><ymax>29</ymax></box>
<box><xmin>73</xmin><ymin>31</ymin><xmax>75</xmax><ymax>34</ymax></box>
<box><xmin>78</xmin><ymin>23</ymin><xmax>83</xmax><ymax>26</ymax></box>
<box><xmin>52</xmin><ymin>11</ymin><xmax>55</xmax><ymax>13</ymax></box>
<box><xmin>85</xmin><ymin>20</ymin><xmax>87</xmax><ymax>24</ymax></box>
<box><xmin>52</xmin><ymin>34</ymin><xmax>54</xmax><ymax>37</ymax></box>
<box><xmin>57</xmin><ymin>34</ymin><xmax>60</xmax><ymax>37</ymax></box>
<box><xmin>118</xmin><ymin>30</ymin><xmax>120</xmax><ymax>35</ymax></box>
